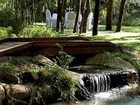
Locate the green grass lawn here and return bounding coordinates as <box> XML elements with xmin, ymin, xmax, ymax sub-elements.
<box><xmin>61</xmin><ymin>25</ymin><xmax>140</xmax><ymax>36</ymax></box>
<box><xmin>97</xmin><ymin>25</ymin><xmax>140</xmax><ymax>33</ymax></box>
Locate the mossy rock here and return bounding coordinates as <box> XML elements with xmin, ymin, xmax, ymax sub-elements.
<box><xmin>85</xmin><ymin>52</ymin><xmax>136</xmax><ymax>72</ymax></box>
<box><xmin>0</xmin><ymin>56</ymin><xmax>45</xmax><ymax>75</ymax></box>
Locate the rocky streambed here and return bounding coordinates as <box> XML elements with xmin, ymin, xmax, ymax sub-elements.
<box><xmin>0</xmin><ymin>52</ymin><xmax>139</xmax><ymax>105</ymax></box>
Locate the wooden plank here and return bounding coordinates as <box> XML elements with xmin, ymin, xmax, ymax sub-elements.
<box><xmin>29</xmin><ymin>46</ymin><xmax>116</xmax><ymax>56</ymax></box>
<box><xmin>4</xmin><ymin>37</ymin><xmax>89</xmax><ymax>42</ymax></box>
<box><xmin>32</xmin><ymin>42</ymin><xmax>117</xmax><ymax>56</ymax></box>
<box><xmin>0</xmin><ymin>42</ymin><xmax>33</xmax><ymax>56</ymax></box>
<box><xmin>0</xmin><ymin>39</ymin><xmax>10</xmax><ymax>44</ymax></box>
<box><xmin>33</xmin><ymin>41</ymin><xmax>117</xmax><ymax>47</ymax></box>
<box><xmin>9</xmin><ymin>41</ymin><xmax>117</xmax><ymax>56</ymax></box>
<box><xmin>0</xmin><ymin>38</ymin><xmax>118</xmax><ymax>57</ymax></box>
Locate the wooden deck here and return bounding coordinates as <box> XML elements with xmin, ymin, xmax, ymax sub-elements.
<box><xmin>0</xmin><ymin>38</ymin><xmax>119</xmax><ymax>56</ymax></box>
<box><xmin>0</xmin><ymin>42</ymin><xmax>33</xmax><ymax>56</ymax></box>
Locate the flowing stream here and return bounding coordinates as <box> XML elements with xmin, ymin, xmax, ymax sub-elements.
<box><xmin>49</xmin><ymin>68</ymin><xmax>140</xmax><ymax>105</ymax></box>
<box><xmin>49</xmin><ymin>84</ymin><xmax>140</xmax><ymax>105</ymax></box>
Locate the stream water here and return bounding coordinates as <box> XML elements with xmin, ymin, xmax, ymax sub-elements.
<box><xmin>49</xmin><ymin>69</ymin><xmax>140</xmax><ymax>105</ymax></box>
<box><xmin>49</xmin><ymin>84</ymin><xmax>140</xmax><ymax>105</ymax></box>
<box><xmin>49</xmin><ymin>97</ymin><xmax>140</xmax><ymax>105</ymax></box>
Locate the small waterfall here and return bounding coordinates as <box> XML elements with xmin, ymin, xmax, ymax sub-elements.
<box><xmin>77</xmin><ymin>70</ymin><xmax>138</xmax><ymax>99</ymax></box>
<box><xmin>80</xmin><ymin>73</ymin><xmax>111</xmax><ymax>93</ymax></box>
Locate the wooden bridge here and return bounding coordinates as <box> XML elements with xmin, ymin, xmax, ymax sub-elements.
<box><xmin>0</xmin><ymin>37</ymin><xmax>118</xmax><ymax>57</ymax></box>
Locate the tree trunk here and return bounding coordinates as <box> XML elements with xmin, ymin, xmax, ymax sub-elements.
<box><xmin>81</xmin><ymin>0</ymin><xmax>90</xmax><ymax>33</ymax></box>
<box><xmin>56</xmin><ymin>0</ymin><xmax>61</xmax><ymax>32</ymax></box>
<box><xmin>79</xmin><ymin>0</ymin><xmax>90</xmax><ymax>34</ymax></box>
<box><xmin>60</xmin><ymin>0</ymin><xmax>66</xmax><ymax>33</ymax></box>
<box><xmin>92</xmin><ymin>0</ymin><xmax>100</xmax><ymax>36</ymax></box>
<box><xmin>106</xmin><ymin>0</ymin><xmax>113</xmax><ymax>30</ymax></box>
<box><xmin>56</xmin><ymin>0</ymin><xmax>66</xmax><ymax>33</ymax></box>
<box><xmin>72</xmin><ymin>0</ymin><xmax>77</xmax><ymax>11</ymax></box>
<box><xmin>79</xmin><ymin>0</ymin><xmax>85</xmax><ymax>34</ymax></box>
<box><xmin>31</xmin><ymin>0</ymin><xmax>35</xmax><ymax>23</ymax></box>
<box><xmin>14</xmin><ymin>0</ymin><xmax>19</xmax><ymax>33</ymax></box>
<box><xmin>116</xmin><ymin>0</ymin><xmax>126</xmax><ymax>32</ymax></box>
<box><xmin>73</xmin><ymin>0</ymin><xmax>81</xmax><ymax>33</ymax></box>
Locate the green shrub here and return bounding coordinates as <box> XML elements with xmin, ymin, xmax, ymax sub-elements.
<box><xmin>0</xmin><ymin>62</ymin><xmax>18</xmax><ymax>74</ymax></box>
<box><xmin>49</xmin><ymin>67</ymin><xmax>77</xmax><ymax>100</ymax></box>
<box><xmin>0</xmin><ymin>28</ymin><xmax>9</xmax><ymax>38</ymax></box>
<box><xmin>18</xmin><ymin>25</ymin><xmax>59</xmax><ymax>38</ymax></box>
<box><xmin>0</xmin><ymin>7</ymin><xmax>14</xmax><ymax>27</ymax></box>
<box><xmin>123</xmin><ymin>18</ymin><xmax>140</xmax><ymax>26</ymax></box>
<box><xmin>54</xmin><ymin>51</ymin><xmax>74</xmax><ymax>69</ymax></box>
<box><xmin>0</xmin><ymin>2</ymin><xmax>24</xmax><ymax>33</ymax></box>
<box><xmin>0</xmin><ymin>27</ymin><xmax>15</xmax><ymax>38</ymax></box>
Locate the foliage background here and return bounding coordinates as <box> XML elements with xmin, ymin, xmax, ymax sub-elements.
<box><xmin>0</xmin><ymin>0</ymin><xmax>139</xmax><ymax>36</ymax></box>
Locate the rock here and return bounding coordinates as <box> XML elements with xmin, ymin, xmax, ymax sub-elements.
<box><xmin>32</xmin><ymin>55</ymin><xmax>50</xmax><ymax>66</ymax></box>
<box><xmin>38</xmin><ymin>69</ymin><xmax>49</xmax><ymax>78</ymax></box>
<box><xmin>4</xmin><ymin>84</ymin><xmax>31</xmax><ymax>99</ymax></box>
<box><xmin>19</xmin><ymin>72</ymin><xmax>39</xmax><ymax>83</ymax></box>
<box><xmin>85</xmin><ymin>53</ymin><xmax>137</xmax><ymax>72</ymax></box>
<box><xmin>33</xmin><ymin>55</ymin><xmax>81</xmax><ymax>81</ymax></box>
<box><xmin>0</xmin><ymin>83</ymin><xmax>61</xmax><ymax>105</ymax></box>
<box><xmin>127</xmin><ymin>86</ymin><xmax>140</xmax><ymax>97</ymax></box>
<box><xmin>0</xmin><ymin>73</ymin><xmax>22</xmax><ymax>84</ymax></box>
<box><xmin>68</xmin><ymin>65</ymin><xmax>115</xmax><ymax>73</ymax></box>
<box><xmin>109</xmin><ymin>57</ymin><xmax>136</xmax><ymax>72</ymax></box>
<box><xmin>0</xmin><ymin>85</ymin><xmax>5</xmax><ymax>101</ymax></box>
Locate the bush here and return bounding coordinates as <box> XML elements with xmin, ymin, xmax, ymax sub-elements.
<box><xmin>0</xmin><ymin>6</ymin><xmax>22</xmax><ymax>33</ymax></box>
<box><xmin>123</xmin><ymin>17</ymin><xmax>140</xmax><ymax>26</ymax></box>
<box><xmin>49</xmin><ymin>67</ymin><xmax>77</xmax><ymax>100</ymax></box>
<box><xmin>0</xmin><ymin>27</ymin><xmax>16</xmax><ymax>38</ymax></box>
<box><xmin>0</xmin><ymin>7</ymin><xmax>14</xmax><ymax>27</ymax></box>
<box><xmin>18</xmin><ymin>25</ymin><xmax>59</xmax><ymax>38</ymax></box>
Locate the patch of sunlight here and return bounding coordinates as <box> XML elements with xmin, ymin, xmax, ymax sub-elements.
<box><xmin>98</xmin><ymin>25</ymin><xmax>140</xmax><ymax>33</ymax></box>
<box><xmin>83</xmin><ymin>31</ymin><xmax>140</xmax><ymax>49</ymax></box>
<box><xmin>98</xmin><ymin>31</ymin><xmax>139</xmax><ymax>37</ymax></box>
<box><xmin>33</xmin><ymin>22</ymin><xmax>46</xmax><ymax>26</ymax></box>
<box><xmin>121</xmin><ymin>26</ymin><xmax>140</xmax><ymax>33</ymax></box>
<box><xmin>111</xmin><ymin>39</ymin><xmax>140</xmax><ymax>44</ymax></box>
